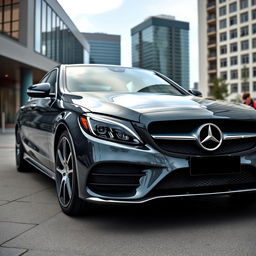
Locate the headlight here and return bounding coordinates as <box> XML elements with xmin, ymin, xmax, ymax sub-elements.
<box><xmin>80</xmin><ymin>114</ymin><xmax>143</xmax><ymax>145</ymax></box>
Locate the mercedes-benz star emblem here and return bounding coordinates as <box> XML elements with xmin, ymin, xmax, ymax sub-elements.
<box><xmin>197</xmin><ymin>123</ymin><xmax>223</xmax><ymax>151</ymax></box>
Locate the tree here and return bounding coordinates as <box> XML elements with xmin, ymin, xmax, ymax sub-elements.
<box><xmin>211</xmin><ymin>78</ymin><xmax>229</xmax><ymax>100</ymax></box>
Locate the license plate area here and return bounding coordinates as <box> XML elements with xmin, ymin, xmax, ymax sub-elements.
<box><xmin>190</xmin><ymin>156</ymin><xmax>241</xmax><ymax>176</ymax></box>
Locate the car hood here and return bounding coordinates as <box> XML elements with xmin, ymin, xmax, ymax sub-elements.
<box><xmin>63</xmin><ymin>92</ymin><xmax>256</xmax><ymax>123</ymax></box>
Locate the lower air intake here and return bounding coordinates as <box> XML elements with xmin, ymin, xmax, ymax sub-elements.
<box><xmin>87</xmin><ymin>163</ymin><xmax>147</xmax><ymax>197</ymax></box>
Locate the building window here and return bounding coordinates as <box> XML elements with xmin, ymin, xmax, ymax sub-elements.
<box><xmin>219</xmin><ymin>0</ymin><xmax>226</xmax><ymax>3</ymax></box>
<box><xmin>220</xmin><ymin>45</ymin><xmax>227</xmax><ymax>54</ymax></box>
<box><xmin>208</xmin><ymin>26</ymin><xmax>216</xmax><ymax>33</ymax></box>
<box><xmin>253</xmin><ymin>38</ymin><xmax>256</xmax><ymax>48</ymax></box>
<box><xmin>253</xmin><ymin>67</ymin><xmax>256</xmax><ymax>77</ymax></box>
<box><xmin>231</xmin><ymin>56</ymin><xmax>238</xmax><ymax>65</ymax></box>
<box><xmin>253</xmin><ymin>52</ymin><xmax>256</xmax><ymax>62</ymax></box>
<box><xmin>231</xmin><ymin>70</ymin><xmax>238</xmax><ymax>79</ymax></box>
<box><xmin>220</xmin><ymin>58</ymin><xmax>227</xmax><ymax>67</ymax></box>
<box><xmin>221</xmin><ymin>71</ymin><xmax>227</xmax><ymax>80</ymax></box>
<box><xmin>219</xmin><ymin>6</ymin><xmax>226</xmax><ymax>16</ymax></box>
<box><xmin>253</xmin><ymin>81</ymin><xmax>256</xmax><ymax>91</ymax></box>
<box><xmin>230</xmin><ymin>16</ymin><xmax>237</xmax><ymax>26</ymax></box>
<box><xmin>240</xmin><ymin>0</ymin><xmax>248</xmax><ymax>9</ymax></box>
<box><xmin>230</xmin><ymin>29</ymin><xmax>237</xmax><ymax>39</ymax></box>
<box><xmin>252</xmin><ymin>9</ymin><xmax>256</xmax><ymax>19</ymax></box>
<box><xmin>219</xmin><ymin>19</ymin><xmax>227</xmax><ymax>29</ymax></box>
<box><xmin>242</xmin><ymin>82</ymin><xmax>250</xmax><ymax>92</ymax></box>
<box><xmin>0</xmin><ymin>0</ymin><xmax>20</xmax><ymax>40</ymax></box>
<box><xmin>220</xmin><ymin>32</ymin><xmax>227</xmax><ymax>41</ymax></box>
<box><xmin>241</xmin><ymin>26</ymin><xmax>249</xmax><ymax>37</ymax></box>
<box><xmin>209</xmin><ymin>50</ymin><xmax>216</xmax><ymax>57</ymax></box>
<box><xmin>241</xmin><ymin>40</ymin><xmax>249</xmax><ymax>50</ymax></box>
<box><xmin>253</xmin><ymin>0</ymin><xmax>256</xmax><ymax>6</ymax></box>
<box><xmin>231</xmin><ymin>83</ymin><xmax>238</xmax><ymax>93</ymax></box>
<box><xmin>240</xmin><ymin>12</ymin><xmax>249</xmax><ymax>23</ymax></box>
<box><xmin>230</xmin><ymin>42</ymin><xmax>238</xmax><ymax>52</ymax></box>
<box><xmin>241</xmin><ymin>54</ymin><xmax>250</xmax><ymax>64</ymax></box>
<box><xmin>229</xmin><ymin>2</ymin><xmax>237</xmax><ymax>12</ymax></box>
<box><xmin>242</xmin><ymin>68</ymin><xmax>250</xmax><ymax>79</ymax></box>
<box><xmin>253</xmin><ymin>24</ymin><xmax>256</xmax><ymax>34</ymax></box>
<box><xmin>34</xmin><ymin>0</ymin><xmax>87</xmax><ymax>64</ymax></box>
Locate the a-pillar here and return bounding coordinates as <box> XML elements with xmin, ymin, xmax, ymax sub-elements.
<box><xmin>20</xmin><ymin>68</ymin><xmax>33</xmax><ymax>106</ymax></box>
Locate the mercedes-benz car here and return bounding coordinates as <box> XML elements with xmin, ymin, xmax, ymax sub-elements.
<box><xmin>16</xmin><ymin>64</ymin><xmax>256</xmax><ymax>215</ymax></box>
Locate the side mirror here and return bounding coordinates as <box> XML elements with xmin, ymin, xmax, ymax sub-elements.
<box><xmin>189</xmin><ymin>89</ymin><xmax>203</xmax><ymax>97</ymax></box>
<box><xmin>27</xmin><ymin>83</ymin><xmax>51</xmax><ymax>98</ymax></box>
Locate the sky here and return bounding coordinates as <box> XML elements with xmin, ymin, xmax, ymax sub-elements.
<box><xmin>57</xmin><ymin>0</ymin><xmax>198</xmax><ymax>88</ymax></box>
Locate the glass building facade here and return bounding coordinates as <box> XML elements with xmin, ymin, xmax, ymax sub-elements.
<box><xmin>83</xmin><ymin>33</ymin><xmax>120</xmax><ymax>65</ymax></box>
<box><xmin>0</xmin><ymin>0</ymin><xmax>20</xmax><ymax>40</ymax></box>
<box><xmin>0</xmin><ymin>0</ymin><xmax>89</xmax><ymax>128</ymax></box>
<box><xmin>34</xmin><ymin>0</ymin><xmax>87</xmax><ymax>64</ymax></box>
<box><xmin>131</xmin><ymin>16</ymin><xmax>190</xmax><ymax>90</ymax></box>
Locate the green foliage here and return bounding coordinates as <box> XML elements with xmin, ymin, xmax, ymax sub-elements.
<box><xmin>211</xmin><ymin>78</ymin><xmax>229</xmax><ymax>100</ymax></box>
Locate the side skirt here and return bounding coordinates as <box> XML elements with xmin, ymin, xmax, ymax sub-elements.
<box><xmin>24</xmin><ymin>153</ymin><xmax>55</xmax><ymax>180</ymax></box>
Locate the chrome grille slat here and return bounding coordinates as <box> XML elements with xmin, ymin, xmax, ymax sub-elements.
<box><xmin>148</xmin><ymin>119</ymin><xmax>256</xmax><ymax>156</ymax></box>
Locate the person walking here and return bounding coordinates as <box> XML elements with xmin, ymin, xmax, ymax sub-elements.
<box><xmin>242</xmin><ymin>92</ymin><xmax>256</xmax><ymax>109</ymax></box>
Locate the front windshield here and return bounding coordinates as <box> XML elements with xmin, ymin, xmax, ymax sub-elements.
<box><xmin>65</xmin><ymin>66</ymin><xmax>185</xmax><ymax>96</ymax></box>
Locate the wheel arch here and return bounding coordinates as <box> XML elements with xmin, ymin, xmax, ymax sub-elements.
<box><xmin>54</xmin><ymin>122</ymin><xmax>69</xmax><ymax>158</ymax></box>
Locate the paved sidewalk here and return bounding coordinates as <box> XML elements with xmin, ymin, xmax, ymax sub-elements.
<box><xmin>0</xmin><ymin>134</ymin><xmax>61</xmax><ymax>255</ymax></box>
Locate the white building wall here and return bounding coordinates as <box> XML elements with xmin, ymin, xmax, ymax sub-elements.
<box><xmin>198</xmin><ymin>0</ymin><xmax>256</xmax><ymax>101</ymax></box>
<box><xmin>198</xmin><ymin>0</ymin><xmax>209</xmax><ymax>97</ymax></box>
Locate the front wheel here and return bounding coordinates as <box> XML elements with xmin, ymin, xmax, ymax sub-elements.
<box><xmin>55</xmin><ymin>131</ymin><xmax>88</xmax><ymax>216</ymax></box>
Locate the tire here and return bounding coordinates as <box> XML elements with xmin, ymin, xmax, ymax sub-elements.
<box><xmin>16</xmin><ymin>127</ymin><xmax>30</xmax><ymax>172</ymax></box>
<box><xmin>55</xmin><ymin>131</ymin><xmax>88</xmax><ymax>216</ymax></box>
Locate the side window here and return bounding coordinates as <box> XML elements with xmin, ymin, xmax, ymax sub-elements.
<box><xmin>40</xmin><ymin>73</ymin><xmax>50</xmax><ymax>83</ymax></box>
<box><xmin>46</xmin><ymin>69</ymin><xmax>57</xmax><ymax>94</ymax></box>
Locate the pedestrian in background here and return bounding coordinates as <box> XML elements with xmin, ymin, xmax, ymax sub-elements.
<box><xmin>242</xmin><ymin>92</ymin><xmax>256</xmax><ymax>110</ymax></box>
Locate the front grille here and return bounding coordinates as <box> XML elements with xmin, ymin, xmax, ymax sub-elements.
<box><xmin>151</xmin><ymin>165</ymin><xmax>256</xmax><ymax>195</ymax></box>
<box><xmin>148</xmin><ymin>119</ymin><xmax>256</xmax><ymax>134</ymax></box>
<box><xmin>148</xmin><ymin>119</ymin><xmax>256</xmax><ymax>156</ymax></box>
<box><xmin>87</xmin><ymin>163</ymin><xmax>146</xmax><ymax>197</ymax></box>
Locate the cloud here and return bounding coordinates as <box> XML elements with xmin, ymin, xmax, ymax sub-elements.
<box><xmin>72</xmin><ymin>15</ymin><xmax>94</xmax><ymax>31</ymax></box>
<box><xmin>58</xmin><ymin>0</ymin><xmax>124</xmax><ymax>16</ymax></box>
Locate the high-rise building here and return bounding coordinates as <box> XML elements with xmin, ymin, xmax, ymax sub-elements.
<box><xmin>131</xmin><ymin>15</ymin><xmax>190</xmax><ymax>90</ymax></box>
<box><xmin>83</xmin><ymin>33</ymin><xmax>121</xmax><ymax>65</ymax></box>
<box><xmin>198</xmin><ymin>0</ymin><xmax>256</xmax><ymax>100</ymax></box>
<box><xmin>0</xmin><ymin>0</ymin><xmax>90</xmax><ymax>127</ymax></box>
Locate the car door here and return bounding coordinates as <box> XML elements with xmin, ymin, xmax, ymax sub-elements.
<box><xmin>20</xmin><ymin>72</ymin><xmax>51</xmax><ymax>167</ymax></box>
<box><xmin>40</xmin><ymin>68</ymin><xmax>61</xmax><ymax>171</ymax></box>
<box><xmin>31</xmin><ymin>69</ymin><xmax>60</xmax><ymax>171</ymax></box>
<box><xmin>21</xmin><ymin>69</ymin><xmax>59</xmax><ymax>170</ymax></box>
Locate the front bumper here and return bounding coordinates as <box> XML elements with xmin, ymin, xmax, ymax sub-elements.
<box><xmin>86</xmin><ymin>187</ymin><xmax>256</xmax><ymax>204</ymax></box>
<box><xmin>76</xmin><ymin>121</ymin><xmax>256</xmax><ymax>202</ymax></box>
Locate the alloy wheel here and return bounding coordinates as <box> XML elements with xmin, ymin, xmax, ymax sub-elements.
<box><xmin>56</xmin><ymin>136</ymin><xmax>74</xmax><ymax>207</ymax></box>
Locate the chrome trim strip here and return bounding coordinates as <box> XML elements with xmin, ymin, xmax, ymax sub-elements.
<box><xmin>151</xmin><ymin>133</ymin><xmax>256</xmax><ymax>141</ymax></box>
<box><xmin>86</xmin><ymin>188</ymin><xmax>256</xmax><ymax>204</ymax></box>
<box><xmin>223</xmin><ymin>134</ymin><xmax>256</xmax><ymax>140</ymax></box>
<box><xmin>151</xmin><ymin>135</ymin><xmax>196</xmax><ymax>140</ymax></box>
<box><xmin>24</xmin><ymin>153</ymin><xmax>55</xmax><ymax>180</ymax></box>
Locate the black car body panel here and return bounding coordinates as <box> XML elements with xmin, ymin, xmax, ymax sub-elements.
<box><xmin>62</xmin><ymin>92</ymin><xmax>256</xmax><ymax>123</ymax></box>
<box><xmin>16</xmin><ymin>64</ymin><xmax>256</xmax><ymax>205</ymax></box>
